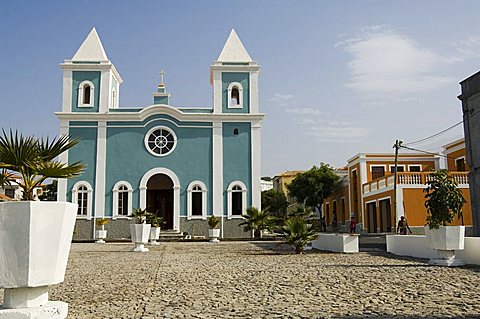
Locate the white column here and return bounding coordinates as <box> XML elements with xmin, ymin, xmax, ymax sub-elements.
<box><xmin>212</xmin><ymin>121</ymin><xmax>224</xmax><ymax>216</ymax></box>
<box><xmin>62</xmin><ymin>70</ymin><xmax>72</xmax><ymax>112</ymax></box>
<box><xmin>58</xmin><ymin>120</ymin><xmax>69</xmax><ymax>202</ymax></box>
<box><xmin>251</xmin><ymin>121</ymin><xmax>262</xmax><ymax>210</ymax></box>
<box><xmin>99</xmin><ymin>71</ymin><xmax>111</xmax><ymax>113</ymax></box>
<box><xmin>250</xmin><ymin>71</ymin><xmax>259</xmax><ymax>113</ymax></box>
<box><xmin>212</xmin><ymin>71</ymin><xmax>222</xmax><ymax>114</ymax></box>
<box><xmin>94</xmin><ymin>122</ymin><xmax>107</xmax><ymax>219</ymax></box>
<box><xmin>173</xmin><ymin>186</ymin><xmax>180</xmax><ymax>231</ymax></box>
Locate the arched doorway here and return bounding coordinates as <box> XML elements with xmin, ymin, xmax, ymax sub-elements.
<box><xmin>146</xmin><ymin>174</ymin><xmax>174</xmax><ymax>229</ymax></box>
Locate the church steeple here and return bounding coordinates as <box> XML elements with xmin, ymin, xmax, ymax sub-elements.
<box><xmin>210</xmin><ymin>29</ymin><xmax>259</xmax><ymax>114</ymax></box>
<box><xmin>217</xmin><ymin>29</ymin><xmax>253</xmax><ymax>63</ymax></box>
<box><xmin>60</xmin><ymin>28</ymin><xmax>123</xmax><ymax>113</ymax></box>
<box><xmin>72</xmin><ymin>28</ymin><xmax>109</xmax><ymax>62</ymax></box>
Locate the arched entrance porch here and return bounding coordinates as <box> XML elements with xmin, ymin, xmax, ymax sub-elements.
<box><xmin>139</xmin><ymin>168</ymin><xmax>180</xmax><ymax>231</ymax></box>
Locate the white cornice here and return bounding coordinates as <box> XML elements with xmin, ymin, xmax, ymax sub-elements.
<box><xmin>55</xmin><ymin>104</ymin><xmax>265</xmax><ymax>122</ymax></box>
<box><xmin>60</xmin><ymin>62</ymin><xmax>123</xmax><ymax>83</ymax></box>
<box><xmin>210</xmin><ymin>65</ymin><xmax>260</xmax><ymax>72</ymax></box>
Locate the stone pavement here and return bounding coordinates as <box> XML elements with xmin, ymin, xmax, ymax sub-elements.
<box><xmin>2</xmin><ymin>241</ymin><xmax>480</xmax><ymax>318</ymax></box>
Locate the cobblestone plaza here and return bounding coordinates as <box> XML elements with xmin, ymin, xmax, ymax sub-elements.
<box><xmin>3</xmin><ymin>242</ymin><xmax>479</xmax><ymax>318</ymax></box>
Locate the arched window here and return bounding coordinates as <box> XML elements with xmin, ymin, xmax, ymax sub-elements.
<box><xmin>112</xmin><ymin>181</ymin><xmax>133</xmax><ymax>219</ymax></box>
<box><xmin>187</xmin><ymin>181</ymin><xmax>207</xmax><ymax>219</ymax></box>
<box><xmin>78</xmin><ymin>80</ymin><xmax>95</xmax><ymax>107</ymax></box>
<box><xmin>227</xmin><ymin>181</ymin><xmax>247</xmax><ymax>218</ymax></box>
<box><xmin>78</xmin><ymin>186</ymin><xmax>88</xmax><ymax>216</ymax></box>
<box><xmin>72</xmin><ymin>181</ymin><xmax>93</xmax><ymax>219</ymax></box>
<box><xmin>227</xmin><ymin>82</ymin><xmax>243</xmax><ymax>109</ymax></box>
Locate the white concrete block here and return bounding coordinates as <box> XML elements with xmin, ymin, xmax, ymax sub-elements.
<box><xmin>312</xmin><ymin>233</ymin><xmax>359</xmax><ymax>253</ymax></box>
<box><xmin>0</xmin><ymin>301</ymin><xmax>68</xmax><ymax>319</ymax></box>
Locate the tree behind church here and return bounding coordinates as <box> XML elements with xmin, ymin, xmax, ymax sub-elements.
<box><xmin>287</xmin><ymin>164</ymin><xmax>339</xmax><ymax>216</ymax></box>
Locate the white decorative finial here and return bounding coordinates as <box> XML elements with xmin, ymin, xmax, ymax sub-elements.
<box><xmin>159</xmin><ymin>70</ymin><xmax>165</xmax><ymax>86</ymax></box>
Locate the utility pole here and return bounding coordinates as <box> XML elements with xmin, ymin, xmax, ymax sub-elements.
<box><xmin>392</xmin><ymin>139</ymin><xmax>403</xmax><ymax>233</ymax></box>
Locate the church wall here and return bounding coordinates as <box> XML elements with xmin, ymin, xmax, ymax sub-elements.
<box><xmin>104</xmin><ymin>120</ymin><xmax>213</xmax><ymax>217</ymax></box>
<box><xmin>67</xmin><ymin>126</ymin><xmax>98</xmax><ymax>203</ymax></box>
<box><xmin>71</xmin><ymin>71</ymin><xmax>101</xmax><ymax>113</ymax></box>
<box><xmin>223</xmin><ymin>122</ymin><xmax>252</xmax><ymax>212</ymax></box>
<box><xmin>222</xmin><ymin>72</ymin><xmax>249</xmax><ymax>113</ymax></box>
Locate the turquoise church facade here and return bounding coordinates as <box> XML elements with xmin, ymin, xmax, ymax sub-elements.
<box><xmin>56</xmin><ymin>28</ymin><xmax>263</xmax><ymax>239</ymax></box>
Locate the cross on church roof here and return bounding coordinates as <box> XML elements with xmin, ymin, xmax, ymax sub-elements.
<box><xmin>159</xmin><ymin>70</ymin><xmax>165</xmax><ymax>87</ymax></box>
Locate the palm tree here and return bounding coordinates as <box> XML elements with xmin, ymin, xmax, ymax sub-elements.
<box><xmin>282</xmin><ymin>216</ymin><xmax>317</xmax><ymax>254</ymax></box>
<box><xmin>0</xmin><ymin>130</ymin><xmax>85</xmax><ymax>200</ymax></box>
<box><xmin>0</xmin><ymin>168</ymin><xmax>14</xmax><ymax>189</ymax></box>
<box><xmin>239</xmin><ymin>206</ymin><xmax>276</xmax><ymax>238</ymax></box>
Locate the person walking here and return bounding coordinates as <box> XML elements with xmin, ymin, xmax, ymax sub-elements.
<box><xmin>349</xmin><ymin>216</ymin><xmax>356</xmax><ymax>233</ymax></box>
<box><xmin>396</xmin><ymin>216</ymin><xmax>412</xmax><ymax>235</ymax></box>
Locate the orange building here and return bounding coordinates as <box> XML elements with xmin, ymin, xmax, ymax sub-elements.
<box><xmin>323</xmin><ymin>139</ymin><xmax>472</xmax><ymax>234</ymax></box>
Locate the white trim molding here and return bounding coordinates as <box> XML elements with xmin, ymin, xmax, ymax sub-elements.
<box><xmin>212</xmin><ymin>121</ymin><xmax>223</xmax><ymax>216</ymax></box>
<box><xmin>227</xmin><ymin>181</ymin><xmax>247</xmax><ymax>219</ymax></box>
<box><xmin>227</xmin><ymin>82</ymin><xmax>243</xmax><ymax>109</ymax></box>
<box><xmin>251</xmin><ymin>121</ymin><xmax>262</xmax><ymax>210</ymax></box>
<box><xmin>139</xmin><ymin>167</ymin><xmax>180</xmax><ymax>231</ymax></box>
<box><xmin>112</xmin><ymin>181</ymin><xmax>133</xmax><ymax>219</ymax></box>
<box><xmin>72</xmin><ymin>181</ymin><xmax>93</xmax><ymax>219</ymax></box>
<box><xmin>186</xmin><ymin>181</ymin><xmax>207</xmax><ymax>220</ymax></box>
<box><xmin>78</xmin><ymin>80</ymin><xmax>95</xmax><ymax>107</ymax></box>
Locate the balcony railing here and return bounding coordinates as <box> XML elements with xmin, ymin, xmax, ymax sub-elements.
<box><xmin>362</xmin><ymin>172</ymin><xmax>469</xmax><ymax>194</ymax></box>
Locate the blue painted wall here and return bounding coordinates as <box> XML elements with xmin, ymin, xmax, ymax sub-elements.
<box><xmin>67</xmin><ymin>126</ymin><xmax>98</xmax><ymax>212</ymax></box>
<box><xmin>222</xmin><ymin>122</ymin><xmax>252</xmax><ymax>213</ymax></box>
<box><xmin>72</xmin><ymin>71</ymin><xmax>101</xmax><ymax>112</ymax></box>
<box><xmin>104</xmin><ymin>115</ymin><xmax>213</xmax><ymax>217</ymax></box>
<box><xmin>222</xmin><ymin>73</ymin><xmax>249</xmax><ymax>113</ymax></box>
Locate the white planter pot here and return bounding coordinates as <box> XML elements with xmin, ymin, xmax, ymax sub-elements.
<box><xmin>208</xmin><ymin>228</ymin><xmax>220</xmax><ymax>242</ymax></box>
<box><xmin>95</xmin><ymin>230</ymin><xmax>107</xmax><ymax>244</ymax></box>
<box><xmin>0</xmin><ymin>201</ymin><xmax>77</xmax><ymax>309</ymax></box>
<box><xmin>130</xmin><ymin>224</ymin><xmax>151</xmax><ymax>252</ymax></box>
<box><xmin>426</xmin><ymin>226</ymin><xmax>465</xmax><ymax>266</ymax></box>
<box><xmin>149</xmin><ymin>227</ymin><xmax>161</xmax><ymax>245</ymax></box>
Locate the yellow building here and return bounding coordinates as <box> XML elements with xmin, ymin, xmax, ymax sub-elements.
<box><xmin>272</xmin><ymin>170</ymin><xmax>304</xmax><ymax>214</ymax></box>
<box><xmin>323</xmin><ymin>139</ymin><xmax>472</xmax><ymax>234</ymax></box>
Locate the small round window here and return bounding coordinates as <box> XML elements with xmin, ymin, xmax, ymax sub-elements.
<box><xmin>145</xmin><ymin>126</ymin><xmax>177</xmax><ymax>156</ymax></box>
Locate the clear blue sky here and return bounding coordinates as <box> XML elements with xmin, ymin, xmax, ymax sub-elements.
<box><xmin>1</xmin><ymin>1</ymin><xmax>479</xmax><ymax>176</ymax></box>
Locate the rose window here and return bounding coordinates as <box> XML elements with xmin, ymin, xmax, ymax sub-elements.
<box><xmin>145</xmin><ymin>127</ymin><xmax>176</xmax><ymax>156</ymax></box>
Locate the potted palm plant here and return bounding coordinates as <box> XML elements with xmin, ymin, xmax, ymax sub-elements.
<box><xmin>282</xmin><ymin>208</ymin><xmax>317</xmax><ymax>254</ymax></box>
<box><xmin>0</xmin><ymin>130</ymin><xmax>84</xmax><ymax>311</ymax></box>
<box><xmin>95</xmin><ymin>218</ymin><xmax>109</xmax><ymax>244</ymax></box>
<box><xmin>424</xmin><ymin>169</ymin><xmax>467</xmax><ymax>266</ymax></box>
<box><xmin>239</xmin><ymin>206</ymin><xmax>276</xmax><ymax>239</ymax></box>
<box><xmin>147</xmin><ymin>214</ymin><xmax>164</xmax><ymax>245</ymax></box>
<box><xmin>208</xmin><ymin>215</ymin><xmax>221</xmax><ymax>242</ymax></box>
<box><xmin>129</xmin><ymin>208</ymin><xmax>152</xmax><ymax>252</ymax></box>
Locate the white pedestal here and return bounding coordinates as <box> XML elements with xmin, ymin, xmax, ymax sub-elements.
<box><xmin>3</xmin><ymin>287</ymin><xmax>48</xmax><ymax>309</ymax></box>
<box><xmin>429</xmin><ymin>249</ymin><xmax>465</xmax><ymax>266</ymax></box>
<box><xmin>131</xmin><ymin>243</ymin><xmax>149</xmax><ymax>252</ymax></box>
<box><xmin>0</xmin><ymin>301</ymin><xmax>68</xmax><ymax>319</ymax></box>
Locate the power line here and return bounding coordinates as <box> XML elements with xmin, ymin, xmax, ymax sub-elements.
<box><xmin>400</xmin><ymin>144</ymin><xmax>458</xmax><ymax>161</ymax></box>
<box><xmin>403</xmin><ymin>108</ymin><xmax>480</xmax><ymax>146</ymax></box>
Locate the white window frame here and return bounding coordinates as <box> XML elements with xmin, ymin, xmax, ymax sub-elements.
<box><xmin>369</xmin><ymin>164</ymin><xmax>387</xmax><ymax>172</ymax></box>
<box><xmin>144</xmin><ymin>126</ymin><xmax>177</xmax><ymax>157</ymax></box>
<box><xmin>112</xmin><ymin>181</ymin><xmax>133</xmax><ymax>219</ymax></box>
<box><xmin>455</xmin><ymin>156</ymin><xmax>466</xmax><ymax>171</ymax></box>
<box><xmin>408</xmin><ymin>164</ymin><xmax>422</xmax><ymax>172</ymax></box>
<box><xmin>227</xmin><ymin>82</ymin><xmax>243</xmax><ymax>109</ymax></box>
<box><xmin>78</xmin><ymin>80</ymin><xmax>95</xmax><ymax>107</ymax></box>
<box><xmin>389</xmin><ymin>164</ymin><xmax>405</xmax><ymax>173</ymax></box>
<box><xmin>227</xmin><ymin>181</ymin><xmax>247</xmax><ymax>219</ymax></box>
<box><xmin>187</xmin><ymin>181</ymin><xmax>207</xmax><ymax>220</ymax></box>
<box><xmin>72</xmin><ymin>181</ymin><xmax>93</xmax><ymax>219</ymax></box>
